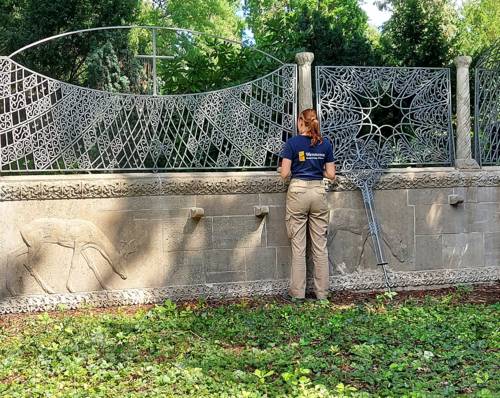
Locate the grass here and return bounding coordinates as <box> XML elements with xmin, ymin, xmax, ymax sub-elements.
<box><xmin>0</xmin><ymin>288</ymin><xmax>498</xmax><ymax>397</ymax></box>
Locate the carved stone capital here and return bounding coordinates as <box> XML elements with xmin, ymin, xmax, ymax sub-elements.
<box><xmin>454</xmin><ymin>55</ymin><xmax>472</xmax><ymax>69</ymax></box>
<box><xmin>295</xmin><ymin>52</ymin><xmax>314</xmax><ymax>66</ymax></box>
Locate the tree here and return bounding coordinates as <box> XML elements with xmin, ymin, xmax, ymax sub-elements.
<box><xmin>378</xmin><ymin>0</ymin><xmax>458</xmax><ymax>67</ymax></box>
<box><xmin>243</xmin><ymin>0</ymin><xmax>381</xmax><ymax>65</ymax></box>
<box><xmin>0</xmin><ymin>0</ymin><xmax>141</xmax><ymax>82</ymax></box>
<box><xmin>456</xmin><ymin>0</ymin><xmax>500</xmax><ymax>60</ymax></box>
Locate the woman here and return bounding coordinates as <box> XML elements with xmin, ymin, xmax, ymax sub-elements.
<box><xmin>280</xmin><ymin>108</ymin><xmax>336</xmax><ymax>301</ymax></box>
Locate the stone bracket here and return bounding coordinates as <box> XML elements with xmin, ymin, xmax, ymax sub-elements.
<box><xmin>254</xmin><ymin>205</ymin><xmax>270</xmax><ymax>218</ymax></box>
<box><xmin>189</xmin><ymin>207</ymin><xmax>205</xmax><ymax>219</ymax></box>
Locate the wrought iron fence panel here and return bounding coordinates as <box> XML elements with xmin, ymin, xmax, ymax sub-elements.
<box><xmin>474</xmin><ymin>41</ymin><xmax>500</xmax><ymax>166</ymax></box>
<box><xmin>0</xmin><ymin>58</ymin><xmax>296</xmax><ymax>172</ymax></box>
<box><xmin>315</xmin><ymin>66</ymin><xmax>454</xmax><ymax>168</ymax></box>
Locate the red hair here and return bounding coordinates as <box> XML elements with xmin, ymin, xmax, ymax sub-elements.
<box><xmin>299</xmin><ymin>108</ymin><xmax>322</xmax><ymax>146</ymax></box>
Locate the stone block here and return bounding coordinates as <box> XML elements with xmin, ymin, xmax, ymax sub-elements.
<box><xmin>477</xmin><ymin>187</ymin><xmax>500</xmax><ymax>203</ymax></box>
<box><xmin>196</xmin><ymin>194</ymin><xmax>259</xmax><ymax>216</ymax></box>
<box><xmin>327</xmin><ymin>190</ymin><xmax>364</xmax><ymax>210</ymax></box>
<box><xmin>485</xmin><ymin>233</ymin><xmax>500</xmax><ymax>267</ymax></box>
<box><xmin>212</xmin><ymin>216</ymin><xmax>266</xmax><ymax>249</ymax></box>
<box><xmin>415</xmin><ymin>204</ymin><xmax>468</xmax><ymax>235</ymax></box>
<box><xmin>467</xmin><ymin>203</ymin><xmax>500</xmax><ymax>233</ymax></box>
<box><xmin>266</xmin><ymin>206</ymin><xmax>290</xmax><ymax>247</ymax></box>
<box><xmin>442</xmin><ymin>233</ymin><xmax>484</xmax><ymax>269</ymax></box>
<box><xmin>164</xmin><ymin>251</ymin><xmax>205</xmax><ymax>286</ymax></box>
<box><xmin>163</xmin><ymin>218</ymin><xmax>212</xmax><ymax>252</ymax></box>
<box><xmin>414</xmin><ymin>235</ymin><xmax>443</xmax><ymax>270</ymax></box>
<box><xmin>129</xmin><ymin>209</ymin><xmax>191</xmax><ymax>220</ymax></box>
<box><xmin>99</xmin><ymin>195</ymin><xmax>196</xmax><ymax>211</ymax></box>
<box><xmin>204</xmin><ymin>249</ymin><xmax>246</xmax><ymax>283</ymax></box>
<box><xmin>408</xmin><ymin>188</ymin><xmax>454</xmax><ymax>205</ymax></box>
<box><xmin>204</xmin><ymin>249</ymin><xmax>245</xmax><ymax>273</ymax></box>
<box><xmin>245</xmin><ymin>248</ymin><xmax>277</xmax><ymax>281</ymax></box>
<box><xmin>454</xmin><ymin>187</ymin><xmax>477</xmax><ymax>203</ymax></box>
<box><xmin>259</xmin><ymin>193</ymin><xmax>286</xmax><ymax>207</ymax></box>
<box><xmin>276</xmin><ymin>246</ymin><xmax>291</xmax><ymax>279</ymax></box>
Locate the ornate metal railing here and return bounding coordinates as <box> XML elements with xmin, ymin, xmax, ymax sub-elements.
<box><xmin>0</xmin><ymin>57</ymin><xmax>296</xmax><ymax>172</ymax></box>
<box><xmin>474</xmin><ymin>41</ymin><xmax>500</xmax><ymax>166</ymax></box>
<box><xmin>316</xmin><ymin>66</ymin><xmax>454</xmax><ymax>168</ymax></box>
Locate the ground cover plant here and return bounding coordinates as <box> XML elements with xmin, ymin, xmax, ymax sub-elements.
<box><xmin>0</xmin><ymin>285</ymin><xmax>498</xmax><ymax>397</ymax></box>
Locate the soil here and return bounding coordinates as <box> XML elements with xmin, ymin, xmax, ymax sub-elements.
<box><xmin>1</xmin><ymin>282</ymin><xmax>498</xmax><ymax>332</ymax></box>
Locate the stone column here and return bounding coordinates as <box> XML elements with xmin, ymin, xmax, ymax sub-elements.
<box><xmin>295</xmin><ymin>52</ymin><xmax>315</xmax><ymax>113</ymax></box>
<box><xmin>454</xmin><ymin>56</ymin><xmax>480</xmax><ymax>169</ymax></box>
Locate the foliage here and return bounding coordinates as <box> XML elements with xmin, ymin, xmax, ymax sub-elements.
<box><xmin>456</xmin><ymin>0</ymin><xmax>500</xmax><ymax>60</ymax></box>
<box><xmin>377</xmin><ymin>0</ymin><xmax>458</xmax><ymax>67</ymax></box>
<box><xmin>243</xmin><ymin>0</ymin><xmax>381</xmax><ymax>65</ymax></box>
<box><xmin>0</xmin><ymin>0</ymin><xmax>141</xmax><ymax>82</ymax></box>
<box><xmin>0</xmin><ymin>294</ymin><xmax>498</xmax><ymax>396</ymax></box>
<box><xmin>137</xmin><ymin>0</ymin><xmax>244</xmax><ymax>39</ymax></box>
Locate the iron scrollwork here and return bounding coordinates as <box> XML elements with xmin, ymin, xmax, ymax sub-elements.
<box><xmin>0</xmin><ymin>58</ymin><xmax>296</xmax><ymax>172</ymax></box>
<box><xmin>315</xmin><ymin>66</ymin><xmax>454</xmax><ymax>168</ymax></box>
<box><xmin>474</xmin><ymin>40</ymin><xmax>500</xmax><ymax>166</ymax></box>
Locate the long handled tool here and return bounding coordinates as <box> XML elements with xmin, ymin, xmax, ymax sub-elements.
<box><xmin>340</xmin><ymin>140</ymin><xmax>393</xmax><ymax>290</ymax></box>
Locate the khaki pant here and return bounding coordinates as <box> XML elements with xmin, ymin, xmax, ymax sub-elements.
<box><xmin>285</xmin><ymin>179</ymin><xmax>330</xmax><ymax>299</ymax></box>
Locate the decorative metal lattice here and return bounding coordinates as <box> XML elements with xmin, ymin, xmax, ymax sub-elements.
<box><xmin>474</xmin><ymin>40</ymin><xmax>500</xmax><ymax>166</ymax></box>
<box><xmin>316</xmin><ymin>66</ymin><xmax>454</xmax><ymax>168</ymax></box>
<box><xmin>0</xmin><ymin>58</ymin><xmax>296</xmax><ymax>172</ymax></box>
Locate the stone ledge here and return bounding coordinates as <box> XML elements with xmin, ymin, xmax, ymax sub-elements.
<box><xmin>1</xmin><ymin>267</ymin><xmax>498</xmax><ymax>314</ymax></box>
<box><xmin>1</xmin><ymin>169</ymin><xmax>500</xmax><ymax>201</ymax></box>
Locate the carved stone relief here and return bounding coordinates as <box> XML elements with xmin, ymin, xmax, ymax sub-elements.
<box><xmin>6</xmin><ymin>218</ymin><xmax>134</xmax><ymax>295</ymax></box>
<box><xmin>0</xmin><ymin>169</ymin><xmax>499</xmax><ymax>201</ymax></box>
<box><xmin>327</xmin><ymin>208</ymin><xmax>409</xmax><ymax>274</ymax></box>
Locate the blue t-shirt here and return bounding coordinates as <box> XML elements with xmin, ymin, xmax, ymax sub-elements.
<box><xmin>281</xmin><ymin>135</ymin><xmax>335</xmax><ymax>180</ymax></box>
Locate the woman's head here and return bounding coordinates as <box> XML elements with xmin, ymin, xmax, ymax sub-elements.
<box><xmin>298</xmin><ymin>108</ymin><xmax>322</xmax><ymax>146</ymax></box>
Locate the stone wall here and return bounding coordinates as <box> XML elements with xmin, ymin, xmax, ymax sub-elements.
<box><xmin>1</xmin><ymin>168</ymin><xmax>499</xmax><ymax>313</ymax></box>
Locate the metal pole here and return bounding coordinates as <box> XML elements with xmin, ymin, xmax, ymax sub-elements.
<box><xmin>152</xmin><ymin>28</ymin><xmax>158</xmax><ymax>96</ymax></box>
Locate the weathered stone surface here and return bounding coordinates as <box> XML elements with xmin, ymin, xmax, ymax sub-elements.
<box><xmin>1</xmin><ymin>169</ymin><xmax>500</xmax><ymax>313</ymax></box>
<box><xmin>484</xmin><ymin>233</ymin><xmax>500</xmax><ymax>267</ymax></box>
<box><xmin>163</xmin><ymin>218</ymin><xmax>213</xmax><ymax>252</ymax></box>
<box><xmin>415</xmin><ymin>204</ymin><xmax>468</xmax><ymax>234</ymax></box>
<box><xmin>442</xmin><ymin>233</ymin><xmax>484</xmax><ymax>269</ymax></box>
<box><xmin>204</xmin><ymin>249</ymin><xmax>245</xmax><ymax>273</ymax></box>
<box><xmin>196</xmin><ymin>194</ymin><xmax>259</xmax><ymax>216</ymax></box>
<box><xmin>212</xmin><ymin>216</ymin><xmax>266</xmax><ymax>249</ymax></box>
<box><xmin>414</xmin><ymin>235</ymin><xmax>443</xmax><ymax>270</ymax></box>
<box><xmin>467</xmin><ymin>202</ymin><xmax>500</xmax><ymax>233</ymax></box>
<box><xmin>276</xmin><ymin>246</ymin><xmax>292</xmax><ymax>279</ymax></box>
<box><xmin>204</xmin><ymin>249</ymin><xmax>246</xmax><ymax>283</ymax></box>
<box><xmin>163</xmin><ymin>251</ymin><xmax>205</xmax><ymax>286</ymax></box>
<box><xmin>100</xmin><ymin>195</ymin><xmax>196</xmax><ymax>211</ymax></box>
<box><xmin>266</xmin><ymin>206</ymin><xmax>289</xmax><ymax>247</ymax></box>
<box><xmin>454</xmin><ymin>186</ymin><xmax>477</xmax><ymax>203</ymax></box>
<box><xmin>2</xmin><ymin>169</ymin><xmax>500</xmax><ymax>202</ymax></box>
<box><xmin>259</xmin><ymin>193</ymin><xmax>286</xmax><ymax>206</ymax></box>
<box><xmin>477</xmin><ymin>187</ymin><xmax>500</xmax><ymax>203</ymax></box>
<box><xmin>408</xmin><ymin>188</ymin><xmax>454</xmax><ymax>205</ymax></box>
<box><xmin>245</xmin><ymin>248</ymin><xmax>277</xmax><ymax>281</ymax></box>
<box><xmin>327</xmin><ymin>190</ymin><xmax>364</xmax><ymax>210</ymax></box>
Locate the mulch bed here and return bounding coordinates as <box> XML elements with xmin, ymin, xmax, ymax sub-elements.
<box><xmin>1</xmin><ymin>282</ymin><xmax>498</xmax><ymax>332</ymax></box>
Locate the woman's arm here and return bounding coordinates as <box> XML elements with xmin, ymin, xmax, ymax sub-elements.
<box><xmin>323</xmin><ymin>162</ymin><xmax>336</xmax><ymax>180</ymax></box>
<box><xmin>280</xmin><ymin>158</ymin><xmax>292</xmax><ymax>179</ymax></box>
